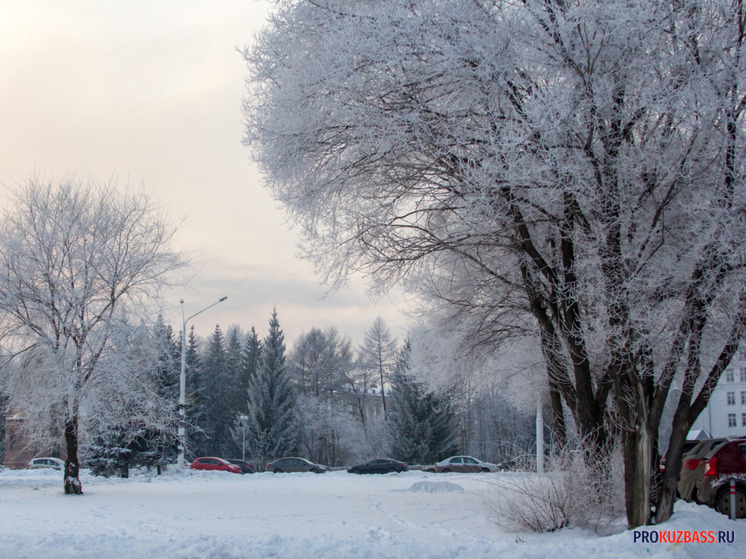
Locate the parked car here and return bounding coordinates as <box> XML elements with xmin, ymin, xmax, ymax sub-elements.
<box><xmin>267</xmin><ymin>457</ymin><xmax>329</xmax><ymax>473</ymax></box>
<box><xmin>677</xmin><ymin>438</ymin><xmax>728</xmax><ymax>502</ymax></box>
<box><xmin>189</xmin><ymin>457</ymin><xmax>242</xmax><ymax>474</ymax></box>
<box><xmin>347</xmin><ymin>458</ymin><xmax>408</xmax><ymax>474</ymax></box>
<box><xmin>697</xmin><ymin>438</ymin><xmax>746</xmax><ymax>518</ymax></box>
<box><xmin>659</xmin><ymin>439</ymin><xmax>700</xmax><ymax>473</ymax></box>
<box><xmin>227</xmin><ymin>459</ymin><xmax>255</xmax><ymax>474</ymax></box>
<box><xmin>433</xmin><ymin>455</ymin><xmax>496</xmax><ymax>473</ymax></box>
<box><xmin>26</xmin><ymin>457</ymin><xmax>65</xmax><ymax>470</ymax></box>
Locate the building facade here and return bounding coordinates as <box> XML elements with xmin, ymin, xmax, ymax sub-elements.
<box><xmin>690</xmin><ymin>353</ymin><xmax>746</xmax><ymax>438</ymax></box>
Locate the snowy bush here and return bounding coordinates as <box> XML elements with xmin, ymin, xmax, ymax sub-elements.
<box><xmin>489</xmin><ymin>444</ymin><xmax>625</xmax><ymax>533</ymax></box>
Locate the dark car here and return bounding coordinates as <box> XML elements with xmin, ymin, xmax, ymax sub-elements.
<box><xmin>227</xmin><ymin>459</ymin><xmax>255</xmax><ymax>474</ymax></box>
<box><xmin>267</xmin><ymin>457</ymin><xmax>329</xmax><ymax>473</ymax></box>
<box><xmin>189</xmin><ymin>457</ymin><xmax>242</xmax><ymax>474</ymax></box>
<box><xmin>347</xmin><ymin>458</ymin><xmax>408</xmax><ymax>474</ymax></box>
<box><xmin>677</xmin><ymin>438</ymin><xmax>728</xmax><ymax>502</ymax></box>
<box><xmin>697</xmin><ymin>438</ymin><xmax>746</xmax><ymax>518</ymax></box>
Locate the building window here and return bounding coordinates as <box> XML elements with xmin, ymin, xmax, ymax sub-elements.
<box><xmin>727</xmin><ymin>392</ymin><xmax>736</xmax><ymax>405</ymax></box>
<box><xmin>729</xmin><ymin>414</ymin><xmax>737</xmax><ymax>427</ymax></box>
<box><xmin>742</xmin><ymin>391</ymin><xmax>746</xmax><ymax>405</ymax></box>
<box><xmin>743</xmin><ymin>413</ymin><xmax>746</xmax><ymax>427</ymax></box>
<box><xmin>726</xmin><ymin>370</ymin><xmax>735</xmax><ymax>382</ymax></box>
<box><xmin>741</xmin><ymin>368</ymin><xmax>746</xmax><ymax>382</ymax></box>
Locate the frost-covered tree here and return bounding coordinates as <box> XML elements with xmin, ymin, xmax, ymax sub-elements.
<box><xmin>199</xmin><ymin>325</ymin><xmax>231</xmax><ymax>457</ymax></box>
<box><xmin>358</xmin><ymin>318</ymin><xmax>398</xmax><ymax>418</ymax></box>
<box><xmin>182</xmin><ymin>325</ymin><xmax>206</xmax><ymax>458</ymax></box>
<box><xmin>244</xmin><ymin>0</ymin><xmax>746</xmax><ymax>526</ymax></box>
<box><xmin>242</xmin><ymin>327</ymin><xmax>262</xmax><ymax>390</ymax></box>
<box><xmin>0</xmin><ymin>178</ymin><xmax>185</xmax><ymax>494</ymax></box>
<box><xmin>289</xmin><ymin>327</ymin><xmax>359</xmax><ymax>463</ymax></box>
<box><xmin>231</xmin><ymin>327</ymin><xmax>262</xmax><ymax>455</ymax></box>
<box><xmin>244</xmin><ymin>309</ymin><xmax>297</xmax><ymax>464</ymax></box>
<box><xmin>289</xmin><ymin>327</ymin><xmax>352</xmax><ymax>397</ymax></box>
<box><xmin>388</xmin><ymin>342</ymin><xmax>458</xmax><ymax>464</ymax></box>
<box><xmin>226</xmin><ymin>327</ymin><xmax>246</xmax><ymax>419</ymax></box>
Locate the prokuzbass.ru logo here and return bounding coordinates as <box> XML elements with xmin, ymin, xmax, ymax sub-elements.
<box><xmin>633</xmin><ymin>530</ymin><xmax>735</xmax><ymax>544</ymax></box>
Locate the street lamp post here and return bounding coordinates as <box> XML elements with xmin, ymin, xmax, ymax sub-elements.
<box><xmin>238</xmin><ymin>414</ymin><xmax>248</xmax><ymax>461</ymax></box>
<box><xmin>177</xmin><ymin>296</ymin><xmax>227</xmax><ymax>469</ymax></box>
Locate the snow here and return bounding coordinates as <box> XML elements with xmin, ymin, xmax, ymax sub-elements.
<box><xmin>0</xmin><ymin>467</ymin><xmax>743</xmax><ymax>558</ymax></box>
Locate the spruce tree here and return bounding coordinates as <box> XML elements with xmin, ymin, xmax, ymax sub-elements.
<box><xmin>200</xmin><ymin>324</ymin><xmax>230</xmax><ymax>457</ymax></box>
<box><xmin>225</xmin><ymin>327</ymin><xmax>246</xmax><ymax>422</ymax></box>
<box><xmin>388</xmin><ymin>342</ymin><xmax>457</xmax><ymax>464</ymax></box>
<box><xmin>152</xmin><ymin>314</ymin><xmax>180</xmax><ymax>465</ymax></box>
<box><xmin>242</xmin><ymin>327</ymin><xmax>261</xmax><ymax>391</ymax></box>
<box><xmin>245</xmin><ymin>309</ymin><xmax>297</xmax><ymax>465</ymax></box>
<box><xmin>184</xmin><ymin>325</ymin><xmax>206</xmax><ymax>458</ymax></box>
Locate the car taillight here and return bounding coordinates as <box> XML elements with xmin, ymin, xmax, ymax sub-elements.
<box><xmin>704</xmin><ymin>457</ymin><xmax>717</xmax><ymax>476</ymax></box>
<box><xmin>684</xmin><ymin>458</ymin><xmax>700</xmax><ymax>471</ymax></box>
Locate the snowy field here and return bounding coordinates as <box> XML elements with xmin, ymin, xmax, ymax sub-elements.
<box><xmin>0</xmin><ymin>467</ymin><xmax>743</xmax><ymax>559</ymax></box>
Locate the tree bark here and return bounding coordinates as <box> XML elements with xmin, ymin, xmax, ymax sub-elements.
<box><xmin>64</xmin><ymin>416</ymin><xmax>83</xmax><ymax>495</ymax></box>
<box><xmin>622</xmin><ymin>418</ymin><xmax>652</xmax><ymax>528</ymax></box>
<box><xmin>548</xmin><ymin>381</ymin><xmax>566</xmax><ymax>449</ymax></box>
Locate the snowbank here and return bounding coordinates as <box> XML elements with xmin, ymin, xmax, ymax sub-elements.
<box><xmin>0</xmin><ymin>467</ymin><xmax>743</xmax><ymax>558</ymax></box>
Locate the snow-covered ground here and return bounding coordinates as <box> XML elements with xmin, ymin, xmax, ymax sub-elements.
<box><xmin>0</xmin><ymin>467</ymin><xmax>743</xmax><ymax>558</ymax></box>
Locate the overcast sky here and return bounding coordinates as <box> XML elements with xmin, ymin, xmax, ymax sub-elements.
<box><xmin>0</xmin><ymin>0</ymin><xmax>410</xmax><ymax>347</ymax></box>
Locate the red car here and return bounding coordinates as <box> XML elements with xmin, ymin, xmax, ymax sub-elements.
<box><xmin>697</xmin><ymin>438</ymin><xmax>746</xmax><ymax>518</ymax></box>
<box><xmin>189</xmin><ymin>457</ymin><xmax>242</xmax><ymax>474</ymax></box>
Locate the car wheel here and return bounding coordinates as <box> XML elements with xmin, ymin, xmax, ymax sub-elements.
<box><xmin>274</xmin><ymin>468</ymin><xmax>283</xmax><ymax>473</ymax></box>
<box><xmin>310</xmin><ymin>468</ymin><xmax>320</xmax><ymax>474</ymax></box>
<box><xmin>442</xmin><ymin>468</ymin><xmax>451</xmax><ymax>473</ymax></box>
<box><xmin>350</xmin><ymin>468</ymin><xmax>360</xmax><ymax>474</ymax></box>
<box><xmin>715</xmin><ymin>486</ymin><xmax>746</xmax><ymax>519</ymax></box>
<box><xmin>481</xmin><ymin>468</ymin><xmax>490</xmax><ymax>473</ymax></box>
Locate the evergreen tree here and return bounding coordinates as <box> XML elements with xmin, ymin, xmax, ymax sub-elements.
<box><xmin>244</xmin><ymin>309</ymin><xmax>297</xmax><ymax>465</ymax></box>
<box><xmin>88</xmin><ymin>320</ymin><xmax>181</xmax><ymax>476</ymax></box>
<box><xmin>388</xmin><ymin>342</ymin><xmax>457</xmax><ymax>464</ymax></box>
<box><xmin>183</xmin><ymin>325</ymin><xmax>206</xmax><ymax>458</ymax></box>
<box><xmin>225</xmin><ymin>327</ymin><xmax>246</xmax><ymax>423</ymax></box>
<box><xmin>231</xmin><ymin>327</ymin><xmax>261</xmax><ymax>458</ymax></box>
<box><xmin>152</xmin><ymin>314</ymin><xmax>180</xmax><ymax>465</ymax></box>
<box><xmin>242</xmin><ymin>327</ymin><xmax>261</xmax><ymax>391</ymax></box>
<box><xmin>87</xmin><ymin>425</ymin><xmax>131</xmax><ymax>478</ymax></box>
<box><xmin>200</xmin><ymin>324</ymin><xmax>230</xmax><ymax>457</ymax></box>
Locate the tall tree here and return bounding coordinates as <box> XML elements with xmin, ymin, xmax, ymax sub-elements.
<box><xmin>389</xmin><ymin>342</ymin><xmax>458</xmax><ymax>464</ymax></box>
<box><xmin>243</xmin><ymin>0</ymin><xmax>746</xmax><ymax>526</ymax></box>
<box><xmin>226</xmin><ymin>327</ymin><xmax>245</xmax><ymax>418</ymax></box>
<box><xmin>0</xmin><ymin>178</ymin><xmax>185</xmax><ymax>494</ymax></box>
<box><xmin>359</xmin><ymin>318</ymin><xmax>398</xmax><ymax>418</ymax></box>
<box><xmin>244</xmin><ymin>309</ymin><xmax>297</xmax><ymax>464</ymax></box>
<box><xmin>152</xmin><ymin>314</ymin><xmax>180</xmax><ymax>465</ymax></box>
<box><xmin>183</xmin><ymin>325</ymin><xmax>206</xmax><ymax>458</ymax></box>
<box><xmin>242</xmin><ymin>327</ymin><xmax>262</xmax><ymax>392</ymax></box>
<box><xmin>200</xmin><ymin>325</ymin><xmax>231</xmax><ymax>457</ymax></box>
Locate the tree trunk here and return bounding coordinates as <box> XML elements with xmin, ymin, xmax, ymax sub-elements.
<box><xmin>622</xmin><ymin>420</ymin><xmax>652</xmax><ymax>528</ymax></box>
<box><xmin>63</xmin><ymin>417</ymin><xmax>83</xmax><ymax>495</ymax></box>
<box><xmin>548</xmin><ymin>382</ymin><xmax>566</xmax><ymax>448</ymax></box>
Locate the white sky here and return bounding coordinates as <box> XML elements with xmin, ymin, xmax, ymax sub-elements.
<box><xmin>0</xmin><ymin>0</ymin><xmax>410</xmax><ymax>346</ymax></box>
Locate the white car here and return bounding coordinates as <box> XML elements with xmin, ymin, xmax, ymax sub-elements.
<box><xmin>26</xmin><ymin>457</ymin><xmax>65</xmax><ymax>470</ymax></box>
<box><xmin>433</xmin><ymin>455</ymin><xmax>496</xmax><ymax>473</ymax></box>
